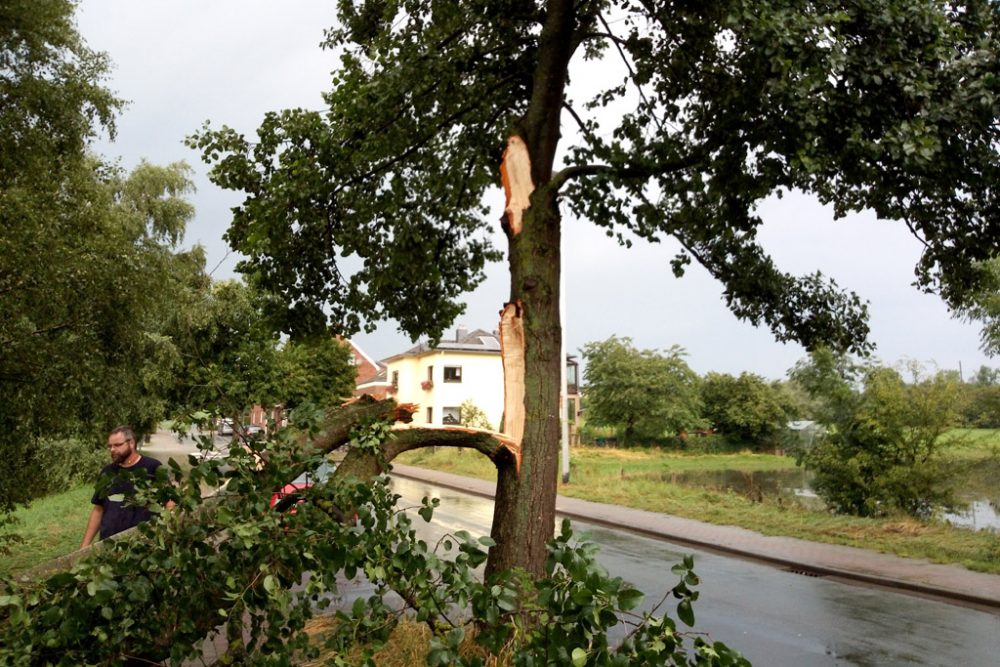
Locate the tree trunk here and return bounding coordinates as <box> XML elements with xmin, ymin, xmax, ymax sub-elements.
<box><xmin>483</xmin><ymin>0</ymin><xmax>576</xmax><ymax>579</ymax></box>
<box><xmin>487</xmin><ymin>198</ymin><xmax>563</xmax><ymax>579</ymax></box>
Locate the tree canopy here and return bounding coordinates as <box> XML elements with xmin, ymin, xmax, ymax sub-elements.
<box><xmin>0</xmin><ymin>1</ymin><xmax>206</xmax><ymax>512</ymax></box>
<box><xmin>581</xmin><ymin>336</ymin><xmax>703</xmax><ymax>442</ymax></box>
<box><xmin>700</xmin><ymin>372</ymin><xmax>790</xmax><ymax>446</ymax></box>
<box><xmin>192</xmin><ymin>0</ymin><xmax>999</xmax><ymax>349</ymax></box>
<box><xmin>192</xmin><ymin>0</ymin><xmax>1000</xmax><ymax>575</ymax></box>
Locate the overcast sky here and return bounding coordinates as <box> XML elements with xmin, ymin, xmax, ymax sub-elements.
<box><xmin>76</xmin><ymin>1</ymin><xmax>995</xmax><ymax>380</ymax></box>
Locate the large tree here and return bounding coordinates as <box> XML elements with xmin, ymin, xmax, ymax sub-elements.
<box><xmin>0</xmin><ymin>0</ymin><xmax>206</xmax><ymax>513</ymax></box>
<box><xmin>581</xmin><ymin>336</ymin><xmax>703</xmax><ymax>443</ymax></box>
<box><xmin>192</xmin><ymin>0</ymin><xmax>1000</xmax><ymax>576</ymax></box>
<box><xmin>700</xmin><ymin>372</ymin><xmax>790</xmax><ymax>447</ymax></box>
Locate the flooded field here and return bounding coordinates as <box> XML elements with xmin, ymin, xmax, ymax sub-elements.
<box><xmin>667</xmin><ymin>463</ymin><xmax>1000</xmax><ymax>531</ymax></box>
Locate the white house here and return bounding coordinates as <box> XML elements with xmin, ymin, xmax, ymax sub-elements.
<box><xmin>382</xmin><ymin>326</ymin><xmax>504</xmax><ymax>429</ymax></box>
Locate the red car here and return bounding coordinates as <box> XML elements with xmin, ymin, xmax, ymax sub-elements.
<box><xmin>269</xmin><ymin>460</ymin><xmax>336</xmax><ymax>512</ymax></box>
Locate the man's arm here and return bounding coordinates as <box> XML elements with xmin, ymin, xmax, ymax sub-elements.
<box><xmin>80</xmin><ymin>505</ymin><xmax>103</xmax><ymax>549</ymax></box>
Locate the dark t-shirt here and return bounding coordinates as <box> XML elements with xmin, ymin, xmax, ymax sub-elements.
<box><xmin>91</xmin><ymin>456</ymin><xmax>162</xmax><ymax>540</ymax></box>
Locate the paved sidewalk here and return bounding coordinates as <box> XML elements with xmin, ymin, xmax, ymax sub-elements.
<box><xmin>391</xmin><ymin>463</ymin><xmax>1000</xmax><ymax>613</ymax></box>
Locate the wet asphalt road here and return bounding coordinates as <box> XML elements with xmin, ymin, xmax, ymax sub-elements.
<box><xmin>391</xmin><ymin>476</ymin><xmax>1000</xmax><ymax>667</ymax></box>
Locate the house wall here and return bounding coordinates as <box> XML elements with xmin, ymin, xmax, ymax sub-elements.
<box><xmin>387</xmin><ymin>351</ymin><xmax>504</xmax><ymax>429</ymax></box>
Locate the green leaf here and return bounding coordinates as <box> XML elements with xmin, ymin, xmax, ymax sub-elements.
<box><xmin>618</xmin><ymin>587</ymin><xmax>644</xmax><ymax>611</ymax></box>
<box><xmin>677</xmin><ymin>598</ymin><xmax>695</xmax><ymax>627</ymax></box>
<box><xmin>572</xmin><ymin>647</ymin><xmax>588</xmax><ymax>667</ymax></box>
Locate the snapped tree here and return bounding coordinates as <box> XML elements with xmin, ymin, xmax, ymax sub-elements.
<box><xmin>192</xmin><ymin>0</ymin><xmax>1000</xmax><ymax>577</ymax></box>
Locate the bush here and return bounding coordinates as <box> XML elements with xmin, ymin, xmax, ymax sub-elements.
<box><xmin>794</xmin><ymin>354</ymin><xmax>964</xmax><ymax>518</ymax></box>
<box><xmin>29</xmin><ymin>438</ymin><xmax>106</xmax><ymax>499</ymax></box>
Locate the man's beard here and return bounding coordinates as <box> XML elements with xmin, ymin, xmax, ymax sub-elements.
<box><xmin>112</xmin><ymin>446</ymin><xmax>134</xmax><ymax>466</ymax></box>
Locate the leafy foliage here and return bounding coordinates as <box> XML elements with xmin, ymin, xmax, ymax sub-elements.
<box><xmin>954</xmin><ymin>258</ymin><xmax>1000</xmax><ymax>356</ymax></box>
<box><xmin>0</xmin><ymin>1</ymin><xmax>207</xmax><ymax>516</ymax></box>
<box><xmin>279</xmin><ymin>336</ymin><xmax>358</xmax><ymax>411</ymax></box>
<box><xmin>0</xmin><ymin>421</ymin><xmax>748</xmax><ymax>666</ymax></box>
<box><xmin>958</xmin><ymin>366</ymin><xmax>1000</xmax><ymax>428</ymax></box>
<box><xmin>192</xmin><ymin>0</ymin><xmax>999</xmax><ymax>352</ymax></box>
<box><xmin>582</xmin><ymin>337</ymin><xmax>704</xmax><ymax>443</ymax></box>
<box><xmin>0</xmin><ymin>157</ymin><xmax>201</xmax><ymax>512</ymax></box>
<box><xmin>700</xmin><ymin>373</ymin><xmax>791</xmax><ymax>448</ymax></box>
<box><xmin>162</xmin><ymin>279</ymin><xmax>282</xmax><ymax>420</ymax></box>
<box><xmin>459</xmin><ymin>399</ymin><xmax>496</xmax><ymax>431</ymax></box>
<box><xmin>792</xmin><ymin>350</ymin><xmax>965</xmax><ymax>517</ymax></box>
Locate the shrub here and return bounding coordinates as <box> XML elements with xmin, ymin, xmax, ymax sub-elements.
<box><xmin>29</xmin><ymin>438</ymin><xmax>106</xmax><ymax>499</ymax></box>
<box><xmin>794</xmin><ymin>352</ymin><xmax>964</xmax><ymax>518</ymax></box>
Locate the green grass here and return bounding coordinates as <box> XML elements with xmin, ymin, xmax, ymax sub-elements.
<box><xmin>396</xmin><ymin>444</ymin><xmax>1000</xmax><ymax>574</ymax></box>
<box><xmin>397</xmin><ymin>445</ymin><xmax>796</xmax><ymax>480</ymax></box>
<box><xmin>0</xmin><ymin>485</ymin><xmax>93</xmax><ymax>579</ymax></box>
<box><xmin>939</xmin><ymin>428</ymin><xmax>1000</xmax><ymax>459</ymax></box>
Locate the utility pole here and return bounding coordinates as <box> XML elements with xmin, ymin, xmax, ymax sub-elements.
<box><xmin>560</xmin><ymin>262</ymin><xmax>570</xmax><ymax>484</ymax></box>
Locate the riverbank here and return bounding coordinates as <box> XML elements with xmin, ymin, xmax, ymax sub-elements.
<box><xmin>395</xmin><ymin>446</ymin><xmax>1000</xmax><ymax>574</ymax></box>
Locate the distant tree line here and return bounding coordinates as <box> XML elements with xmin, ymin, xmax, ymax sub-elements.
<box><xmin>579</xmin><ymin>336</ymin><xmax>804</xmax><ymax>449</ymax></box>
<box><xmin>580</xmin><ymin>336</ymin><xmax>1000</xmax><ymax>449</ymax></box>
<box><xmin>581</xmin><ymin>337</ymin><xmax>999</xmax><ymax>518</ymax></box>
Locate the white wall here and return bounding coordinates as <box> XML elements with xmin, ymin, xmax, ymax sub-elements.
<box><xmin>387</xmin><ymin>351</ymin><xmax>503</xmax><ymax>429</ymax></box>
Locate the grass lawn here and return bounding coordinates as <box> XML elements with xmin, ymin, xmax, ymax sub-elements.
<box><xmin>0</xmin><ymin>485</ymin><xmax>93</xmax><ymax>579</ymax></box>
<box><xmin>939</xmin><ymin>428</ymin><xmax>1000</xmax><ymax>459</ymax></box>
<box><xmin>396</xmin><ymin>443</ymin><xmax>1000</xmax><ymax>574</ymax></box>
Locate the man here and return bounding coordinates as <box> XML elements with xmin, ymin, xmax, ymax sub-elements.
<box><xmin>80</xmin><ymin>426</ymin><xmax>171</xmax><ymax>548</ymax></box>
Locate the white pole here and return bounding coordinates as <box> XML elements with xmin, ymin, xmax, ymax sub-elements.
<box><xmin>560</xmin><ymin>258</ymin><xmax>570</xmax><ymax>484</ymax></box>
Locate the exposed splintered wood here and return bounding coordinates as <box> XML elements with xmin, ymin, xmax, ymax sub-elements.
<box><xmin>499</xmin><ymin>301</ymin><xmax>526</xmax><ymax>471</ymax></box>
<box><xmin>500</xmin><ymin>135</ymin><xmax>534</xmax><ymax>235</ymax></box>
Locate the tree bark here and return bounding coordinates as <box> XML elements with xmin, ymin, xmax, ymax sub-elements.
<box><xmin>483</xmin><ymin>0</ymin><xmax>576</xmax><ymax>579</ymax></box>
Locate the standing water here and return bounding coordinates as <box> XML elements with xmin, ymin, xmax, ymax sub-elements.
<box><xmin>667</xmin><ymin>467</ymin><xmax>1000</xmax><ymax>531</ymax></box>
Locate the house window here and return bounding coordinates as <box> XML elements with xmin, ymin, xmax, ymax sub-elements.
<box><xmin>426</xmin><ymin>406</ymin><xmax>433</xmax><ymax>424</ymax></box>
<box><xmin>444</xmin><ymin>366</ymin><xmax>462</xmax><ymax>383</ymax></box>
<box><xmin>442</xmin><ymin>407</ymin><xmax>461</xmax><ymax>425</ymax></box>
<box><xmin>391</xmin><ymin>370</ymin><xmax>399</xmax><ymax>390</ymax></box>
<box><xmin>427</xmin><ymin>365</ymin><xmax>434</xmax><ymax>382</ymax></box>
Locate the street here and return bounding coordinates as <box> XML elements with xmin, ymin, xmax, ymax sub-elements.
<box><xmin>140</xmin><ymin>434</ymin><xmax>999</xmax><ymax>665</ymax></box>
<box><xmin>391</xmin><ymin>476</ymin><xmax>1000</xmax><ymax>667</ymax></box>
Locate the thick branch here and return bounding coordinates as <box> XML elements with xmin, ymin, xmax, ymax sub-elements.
<box><xmin>304</xmin><ymin>395</ymin><xmax>417</xmax><ymax>456</ymax></box>
<box><xmin>386</xmin><ymin>425</ymin><xmax>515</xmax><ymax>461</ymax></box>
<box><xmin>335</xmin><ymin>424</ymin><xmax>516</xmax><ymax>482</ymax></box>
